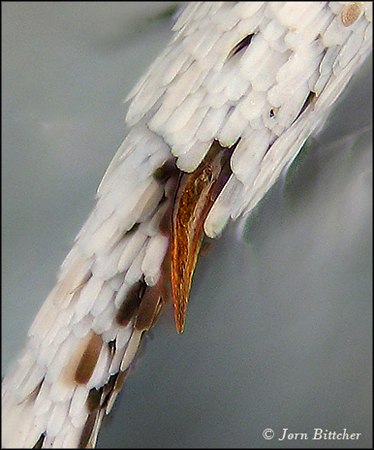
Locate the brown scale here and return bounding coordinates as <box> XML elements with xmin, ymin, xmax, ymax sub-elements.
<box><xmin>341</xmin><ymin>2</ymin><xmax>362</xmax><ymax>26</ymax></box>
<box><xmin>107</xmin><ymin>368</ymin><xmax>130</xmax><ymax>402</ymax></box>
<box><xmin>74</xmin><ymin>332</ymin><xmax>103</xmax><ymax>385</ymax></box>
<box><xmin>115</xmin><ymin>280</ymin><xmax>146</xmax><ymax>327</ymax></box>
<box><xmin>78</xmin><ymin>412</ymin><xmax>98</xmax><ymax>449</ymax></box>
<box><xmin>86</xmin><ymin>387</ymin><xmax>102</xmax><ymax>413</ymax></box>
<box><xmin>134</xmin><ymin>284</ymin><xmax>164</xmax><ymax>331</ymax></box>
<box><xmin>79</xmin><ymin>368</ymin><xmax>132</xmax><ymax>448</ymax></box>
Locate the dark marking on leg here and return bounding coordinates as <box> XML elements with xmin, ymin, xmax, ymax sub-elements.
<box><xmin>78</xmin><ymin>412</ymin><xmax>98</xmax><ymax>449</ymax></box>
<box><xmin>153</xmin><ymin>160</ymin><xmax>178</xmax><ymax>183</ymax></box>
<box><xmin>87</xmin><ymin>388</ymin><xmax>102</xmax><ymax>413</ymax></box>
<box><xmin>74</xmin><ymin>332</ymin><xmax>103</xmax><ymax>385</ymax></box>
<box><xmin>115</xmin><ymin>280</ymin><xmax>146</xmax><ymax>327</ymax></box>
<box><xmin>134</xmin><ymin>284</ymin><xmax>164</xmax><ymax>331</ymax></box>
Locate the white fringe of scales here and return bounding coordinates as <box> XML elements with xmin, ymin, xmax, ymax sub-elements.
<box><xmin>2</xmin><ymin>2</ymin><xmax>372</xmax><ymax>448</ymax></box>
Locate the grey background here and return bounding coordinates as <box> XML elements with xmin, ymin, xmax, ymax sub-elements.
<box><xmin>2</xmin><ymin>2</ymin><xmax>372</xmax><ymax>448</ymax></box>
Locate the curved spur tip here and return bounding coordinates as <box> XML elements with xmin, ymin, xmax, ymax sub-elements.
<box><xmin>174</xmin><ymin>304</ymin><xmax>187</xmax><ymax>334</ymax></box>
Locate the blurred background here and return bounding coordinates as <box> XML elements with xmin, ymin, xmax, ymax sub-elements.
<box><xmin>2</xmin><ymin>2</ymin><xmax>372</xmax><ymax>448</ymax></box>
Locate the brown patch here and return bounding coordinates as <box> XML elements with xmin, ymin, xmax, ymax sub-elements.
<box><xmin>153</xmin><ymin>160</ymin><xmax>178</xmax><ymax>183</ymax></box>
<box><xmin>102</xmin><ymin>368</ymin><xmax>131</xmax><ymax>414</ymax></box>
<box><xmin>158</xmin><ymin>199</ymin><xmax>173</xmax><ymax>236</ymax></box>
<box><xmin>113</xmin><ymin>368</ymin><xmax>130</xmax><ymax>392</ymax></box>
<box><xmin>199</xmin><ymin>240</ymin><xmax>213</xmax><ymax>257</ymax></box>
<box><xmin>115</xmin><ymin>280</ymin><xmax>145</xmax><ymax>327</ymax></box>
<box><xmin>78</xmin><ymin>412</ymin><xmax>97</xmax><ymax>449</ymax></box>
<box><xmin>134</xmin><ymin>285</ymin><xmax>164</xmax><ymax>331</ymax></box>
<box><xmin>341</xmin><ymin>2</ymin><xmax>362</xmax><ymax>26</ymax></box>
<box><xmin>100</xmin><ymin>373</ymin><xmax>118</xmax><ymax>410</ymax></box>
<box><xmin>87</xmin><ymin>388</ymin><xmax>102</xmax><ymax>413</ymax></box>
<box><xmin>74</xmin><ymin>332</ymin><xmax>103</xmax><ymax>385</ymax></box>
